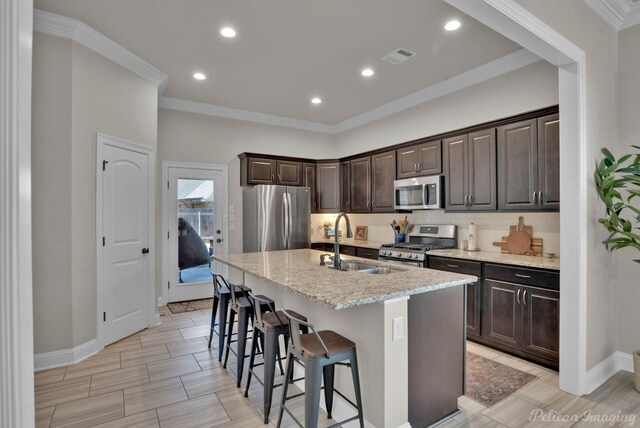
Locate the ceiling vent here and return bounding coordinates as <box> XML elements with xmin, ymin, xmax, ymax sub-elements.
<box><xmin>382</xmin><ymin>48</ymin><xmax>416</xmax><ymax>65</ymax></box>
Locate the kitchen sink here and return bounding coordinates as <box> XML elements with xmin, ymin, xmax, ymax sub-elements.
<box><xmin>328</xmin><ymin>260</ymin><xmax>403</xmax><ymax>274</ymax></box>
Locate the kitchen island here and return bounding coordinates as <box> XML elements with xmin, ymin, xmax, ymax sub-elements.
<box><xmin>214</xmin><ymin>249</ymin><xmax>477</xmax><ymax>428</ymax></box>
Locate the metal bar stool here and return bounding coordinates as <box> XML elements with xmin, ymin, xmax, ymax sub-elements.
<box><xmin>244</xmin><ymin>293</ymin><xmax>307</xmax><ymax>424</ymax></box>
<box><xmin>276</xmin><ymin>310</ymin><xmax>364</xmax><ymax>428</ymax></box>
<box><xmin>223</xmin><ymin>283</ymin><xmax>273</xmax><ymax>387</ymax></box>
<box><xmin>208</xmin><ymin>271</ymin><xmax>231</xmax><ymax>361</ymax></box>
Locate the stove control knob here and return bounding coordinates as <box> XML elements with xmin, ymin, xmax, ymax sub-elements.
<box><xmin>396</xmin><ymin>252</ymin><xmax>402</xmax><ymax>258</ymax></box>
<box><xmin>412</xmin><ymin>254</ymin><xmax>417</xmax><ymax>259</ymax></box>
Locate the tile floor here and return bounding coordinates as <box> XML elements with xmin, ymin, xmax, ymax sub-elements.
<box><xmin>34</xmin><ymin>307</ymin><xmax>638</xmax><ymax>427</ymax></box>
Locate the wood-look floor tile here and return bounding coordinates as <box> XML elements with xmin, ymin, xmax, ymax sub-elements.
<box><xmin>131</xmin><ymin>327</ymin><xmax>160</xmax><ymax>337</ymax></box>
<box><xmin>456</xmin><ymin>414</ymin><xmax>507</xmax><ymax>427</ymax></box>
<box><xmin>585</xmin><ymin>371</ymin><xmax>632</xmax><ymax>404</ymax></box>
<box><xmin>156</xmin><ymin>393</ymin><xmax>231</xmax><ymax>428</ymax></box>
<box><xmin>157</xmin><ymin>316</ymin><xmax>196</xmax><ymax>332</ymax></box>
<box><xmin>64</xmin><ymin>353</ymin><xmax>120</xmax><ymax>380</ymax></box>
<box><xmin>50</xmin><ymin>390</ymin><xmax>124</xmax><ymax>428</ymax></box>
<box><xmin>212</xmin><ymin>414</ymin><xmax>266</xmax><ymax>428</ymax></box>
<box><xmin>123</xmin><ymin>377</ymin><xmax>188</xmax><ymax>416</ymax></box>
<box><xmin>610</xmin><ymin>372</ymin><xmax>639</xmax><ymax>403</ymax></box>
<box><xmin>467</xmin><ymin>343</ymin><xmax>501</xmax><ymax>360</ymax></box>
<box><xmin>181</xmin><ymin>367</ymin><xmax>236</xmax><ymax>399</ymax></box>
<box><xmin>482</xmin><ymin>395</ymin><xmax>540</xmax><ymax>427</ymax></box>
<box><xmin>193</xmin><ymin>349</ymin><xmax>223</xmax><ymax>371</ymax></box>
<box><xmin>179</xmin><ymin>324</ymin><xmax>211</xmax><ymax>340</ymax></box>
<box><xmin>35</xmin><ymin>376</ymin><xmax>91</xmax><ymax>410</ymax></box>
<box><xmin>190</xmin><ymin>314</ymin><xmax>211</xmax><ymax>326</ymax></box>
<box><xmin>146</xmin><ymin>355</ymin><xmax>201</xmax><ymax>383</ymax></box>
<box><xmin>90</xmin><ymin>365</ymin><xmax>149</xmax><ymax>397</ymax></box>
<box><xmin>216</xmin><ymin>387</ymin><xmax>260</xmax><ymax>420</ymax></box>
<box><xmin>166</xmin><ymin>336</ymin><xmax>210</xmax><ymax>358</ymax></box>
<box><xmin>36</xmin><ymin>406</ymin><xmax>55</xmax><ymax>428</ymax></box>
<box><xmin>120</xmin><ymin>344</ymin><xmax>170</xmax><ymax>369</ymax></box>
<box><xmin>35</xmin><ymin>366</ymin><xmax>67</xmax><ymax>387</ymax></box>
<box><xmin>573</xmin><ymin>395</ymin><xmax>634</xmax><ymax>428</ymax></box>
<box><xmin>100</xmin><ymin>336</ymin><xmax>142</xmax><ymax>355</ymax></box>
<box><xmin>92</xmin><ymin>410</ymin><xmax>159</xmax><ymax>428</ymax></box>
<box><xmin>139</xmin><ymin>330</ymin><xmax>184</xmax><ymax>347</ymax></box>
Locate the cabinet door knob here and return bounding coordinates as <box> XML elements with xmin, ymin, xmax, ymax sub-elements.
<box><xmin>533</xmin><ymin>191</ymin><xmax>538</xmax><ymax>205</ymax></box>
<box><xmin>516</xmin><ymin>289</ymin><xmax>521</xmax><ymax>304</ymax></box>
<box><xmin>141</xmin><ymin>248</ymin><xmax>150</xmax><ymax>255</ymax></box>
<box><xmin>515</xmin><ymin>273</ymin><xmax>531</xmax><ymax>279</ymax></box>
<box><xmin>538</xmin><ymin>191</ymin><xmax>543</xmax><ymax>206</ymax></box>
<box><xmin>523</xmin><ymin>290</ymin><xmax>527</xmax><ymax>306</ymax></box>
<box><xmin>469</xmin><ymin>195</ymin><xmax>474</xmax><ymax>206</ymax></box>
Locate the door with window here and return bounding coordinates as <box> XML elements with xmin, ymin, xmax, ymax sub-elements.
<box><xmin>166</xmin><ymin>166</ymin><xmax>226</xmax><ymax>302</ymax></box>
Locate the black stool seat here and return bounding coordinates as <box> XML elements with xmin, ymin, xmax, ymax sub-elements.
<box><xmin>260</xmin><ymin>310</ymin><xmax>305</xmax><ymax>329</ymax></box>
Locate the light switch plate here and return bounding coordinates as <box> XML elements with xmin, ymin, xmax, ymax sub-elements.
<box><xmin>392</xmin><ymin>317</ymin><xmax>403</xmax><ymax>341</ymax></box>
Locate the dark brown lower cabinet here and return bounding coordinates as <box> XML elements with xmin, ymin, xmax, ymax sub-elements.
<box><xmin>482</xmin><ymin>279</ymin><xmax>559</xmax><ymax>369</ymax></box>
<box><xmin>428</xmin><ymin>256</ymin><xmax>559</xmax><ymax>369</ymax></box>
<box><xmin>356</xmin><ymin>247</ymin><xmax>379</xmax><ymax>260</ymax></box>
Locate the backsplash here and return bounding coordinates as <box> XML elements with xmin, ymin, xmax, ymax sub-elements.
<box><xmin>311</xmin><ymin>211</ymin><xmax>560</xmax><ymax>255</ymax></box>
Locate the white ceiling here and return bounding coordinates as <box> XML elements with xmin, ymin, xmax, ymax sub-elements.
<box><xmin>34</xmin><ymin>0</ymin><xmax>523</xmax><ymax>125</ymax></box>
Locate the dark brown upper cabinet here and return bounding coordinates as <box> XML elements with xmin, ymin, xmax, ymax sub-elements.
<box><xmin>241</xmin><ymin>157</ymin><xmax>277</xmax><ymax>185</ymax></box>
<box><xmin>498</xmin><ymin>115</ymin><xmax>559</xmax><ymax>211</ymax></box>
<box><xmin>396</xmin><ymin>140</ymin><xmax>442</xmax><ymax>179</ymax></box>
<box><xmin>371</xmin><ymin>151</ymin><xmax>397</xmax><ymax>212</ymax></box>
<box><xmin>276</xmin><ymin>160</ymin><xmax>303</xmax><ymax>186</ymax></box>
<box><xmin>340</xmin><ymin>161</ymin><xmax>350</xmax><ymax>212</ymax></box>
<box><xmin>303</xmin><ymin>163</ymin><xmax>317</xmax><ymax>213</ymax></box>
<box><xmin>537</xmin><ymin>114</ymin><xmax>560</xmax><ymax>210</ymax></box>
<box><xmin>443</xmin><ymin>129</ymin><xmax>496</xmax><ymax>211</ymax></box>
<box><xmin>349</xmin><ymin>157</ymin><xmax>372</xmax><ymax>212</ymax></box>
<box><xmin>316</xmin><ymin>162</ymin><xmax>340</xmax><ymax>213</ymax></box>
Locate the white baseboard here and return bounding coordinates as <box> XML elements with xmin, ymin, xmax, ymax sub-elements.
<box><xmin>585</xmin><ymin>351</ymin><xmax>635</xmax><ymax>394</ymax></box>
<box><xmin>34</xmin><ymin>339</ymin><xmax>100</xmax><ymax>371</ymax></box>
<box><xmin>152</xmin><ymin>312</ymin><xmax>161</xmax><ymax>327</ymax></box>
<box><xmin>157</xmin><ymin>295</ymin><xmax>166</xmax><ymax>307</ymax></box>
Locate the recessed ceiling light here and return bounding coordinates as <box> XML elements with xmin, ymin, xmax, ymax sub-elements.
<box><xmin>220</xmin><ymin>27</ymin><xmax>236</xmax><ymax>38</ymax></box>
<box><xmin>311</xmin><ymin>97</ymin><xmax>322</xmax><ymax>105</ymax></box>
<box><xmin>445</xmin><ymin>20</ymin><xmax>461</xmax><ymax>31</ymax></box>
<box><xmin>193</xmin><ymin>72</ymin><xmax>206</xmax><ymax>80</ymax></box>
<box><xmin>361</xmin><ymin>68</ymin><xmax>374</xmax><ymax>77</ymax></box>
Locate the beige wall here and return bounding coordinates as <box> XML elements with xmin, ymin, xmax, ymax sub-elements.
<box><xmin>32</xmin><ymin>33</ymin><xmax>158</xmax><ymax>353</ymax></box>
<box><xmin>332</xmin><ymin>60</ymin><xmax>558</xmax><ymax>157</ymax></box>
<box><xmin>32</xmin><ymin>33</ymin><xmax>74</xmax><ymax>353</ymax></box>
<box><xmin>517</xmin><ymin>0</ymin><xmax>620</xmax><ymax>370</ymax></box>
<box><xmin>616</xmin><ymin>25</ymin><xmax>640</xmax><ymax>356</ymax></box>
<box><xmin>156</xmin><ymin>109</ymin><xmax>334</xmax><ymax>299</ymax></box>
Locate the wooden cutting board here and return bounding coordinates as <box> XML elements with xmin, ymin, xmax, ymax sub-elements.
<box><xmin>506</xmin><ymin>216</ymin><xmax>532</xmax><ymax>255</ymax></box>
<box><xmin>493</xmin><ymin>236</ymin><xmax>543</xmax><ymax>256</ymax></box>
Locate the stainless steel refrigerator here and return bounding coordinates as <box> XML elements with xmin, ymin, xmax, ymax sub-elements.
<box><xmin>243</xmin><ymin>185</ymin><xmax>311</xmax><ymax>252</ymax></box>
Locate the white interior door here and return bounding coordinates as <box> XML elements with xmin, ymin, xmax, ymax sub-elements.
<box><xmin>167</xmin><ymin>166</ymin><xmax>226</xmax><ymax>303</ymax></box>
<box><xmin>100</xmin><ymin>143</ymin><xmax>151</xmax><ymax>346</ymax></box>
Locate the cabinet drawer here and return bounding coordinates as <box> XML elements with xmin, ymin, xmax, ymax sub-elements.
<box><xmin>428</xmin><ymin>256</ymin><xmax>481</xmax><ymax>276</ymax></box>
<box><xmin>356</xmin><ymin>247</ymin><xmax>379</xmax><ymax>260</ymax></box>
<box><xmin>339</xmin><ymin>245</ymin><xmax>356</xmax><ymax>256</ymax></box>
<box><xmin>485</xmin><ymin>264</ymin><xmax>559</xmax><ymax>290</ymax></box>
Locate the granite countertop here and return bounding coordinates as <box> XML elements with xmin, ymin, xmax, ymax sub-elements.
<box><xmin>214</xmin><ymin>249</ymin><xmax>476</xmax><ymax>310</ymax></box>
<box><xmin>311</xmin><ymin>237</ymin><xmax>387</xmax><ymax>250</ymax></box>
<box><xmin>426</xmin><ymin>249</ymin><xmax>560</xmax><ymax>271</ymax></box>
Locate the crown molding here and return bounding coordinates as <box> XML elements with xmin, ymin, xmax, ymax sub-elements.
<box><xmin>159</xmin><ymin>97</ymin><xmax>336</xmax><ymax>134</ymax></box>
<box><xmin>161</xmin><ymin>48</ymin><xmax>540</xmax><ymax>134</ymax></box>
<box><xmin>584</xmin><ymin>0</ymin><xmax>640</xmax><ymax>30</ymax></box>
<box><xmin>333</xmin><ymin>48</ymin><xmax>540</xmax><ymax>133</ymax></box>
<box><xmin>33</xmin><ymin>9</ymin><xmax>169</xmax><ymax>94</ymax></box>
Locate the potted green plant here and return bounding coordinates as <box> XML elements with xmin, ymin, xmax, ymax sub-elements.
<box><xmin>595</xmin><ymin>145</ymin><xmax>640</xmax><ymax>392</ymax></box>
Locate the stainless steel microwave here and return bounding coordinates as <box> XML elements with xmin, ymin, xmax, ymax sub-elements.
<box><xmin>394</xmin><ymin>176</ymin><xmax>443</xmax><ymax>210</ymax></box>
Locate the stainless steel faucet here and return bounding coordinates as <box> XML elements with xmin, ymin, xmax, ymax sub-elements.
<box><xmin>333</xmin><ymin>212</ymin><xmax>353</xmax><ymax>268</ymax></box>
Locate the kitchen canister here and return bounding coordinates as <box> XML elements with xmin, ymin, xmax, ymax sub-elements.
<box><xmin>468</xmin><ymin>223</ymin><xmax>478</xmax><ymax>251</ymax></box>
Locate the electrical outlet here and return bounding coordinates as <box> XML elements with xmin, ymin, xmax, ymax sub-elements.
<box><xmin>392</xmin><ymin>317</ymin><xmax>404</xmax><ymax>341</ymax></box>
<box><xmin>228</xmin><ymin>205</ymin><xmax>235</xmax><ymax>214</ymax></box>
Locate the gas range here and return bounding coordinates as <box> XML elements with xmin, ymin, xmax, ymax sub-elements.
<box><xmin>378</xmin><ymin>224</ymin><xmax>457</xmax><ymax>266</ymax></box>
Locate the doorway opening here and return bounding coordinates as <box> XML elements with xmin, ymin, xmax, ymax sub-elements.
<box><xmin>163</xmin><ymin>162</ymin><xmax>228</xmax><ymax>304</ymax></box>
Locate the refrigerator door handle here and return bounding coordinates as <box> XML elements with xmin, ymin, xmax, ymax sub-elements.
<box><xmin>283</xmin><ymin>193</ymin><xmax>289</xmax><ymax>249</ymax></box>
<box><xmin>287</xmin><ymin>192</ymin><xmax>293</xmax><ymax>249</ymax></box>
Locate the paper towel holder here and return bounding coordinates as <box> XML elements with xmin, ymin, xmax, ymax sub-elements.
<box><xmin>466</xmin><ymin>223</ymin><xmax>480</xmax><ymax>251</ymax></box>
